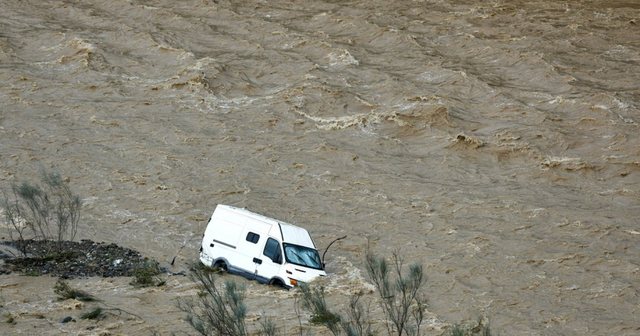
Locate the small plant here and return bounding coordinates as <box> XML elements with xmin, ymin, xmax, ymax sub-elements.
<box><xmin>54</xmin><ymin>279</ymin><xmax>96</xmax><ymax>302</ymax></box>
<box><xmin>191</xmin><ymin>260</ymin><xmax>224</xmax><ymax>275</ymax></box>
<box><xmin>366</xmin><ymin>249</ymin><xmax>426</xmax><ymax>336</ymax></box>
<box><xmin>4</xmin><ymin>313</ymin><xmax>16</xmax><ymax>325</ymax></box>
<box><xmin>80</xmin><ymin>307</ymin><xmax>103</xmax><ymax>320</ymax></box>
<box><xmin>298</xmin><ymin>284</ymin><xmax>373</xmax><ymax>336</ymax></box>
<box><xmin>41</xmin><ymin>250</ymin><xmax>80</xmax><ymax>263</ymax></box>
<box><xmin>341</xmin><ymin>292</ymin><xmax>374</xmax><ymax>336</ymax></box>
<box><xmin>178</xmin><ymin>264</ymin><xmax>248</xmax><ymax>336</ymax></box>
<box><xmin>449</xmin><ymin>318</ymin><xmax>492</xmax><ymax>336</ymax></box>
<box><xmin>299</xmin><ymin>283</ymin><xmax>341</xmax><ymax>335</ymax></box>
<box><xmin>451</xmin><ymin>325</ymin><xmax>466</xmax><ymax>336</ymax></box>
<box><xmin>131</xmin><ymin>260</ymin><xmax>163</xmax><ymax>287</ymax></box>
<box><xmin>258</xmin><ymin>316</ymin><xmax>278</xmax><ymax>336</ymax></box>
<box><xmin>24</xmin><ymin>269</ymin><xmax>42</xmax><ymax>277</ymax></box>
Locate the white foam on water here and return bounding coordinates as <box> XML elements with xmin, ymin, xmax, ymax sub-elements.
<box><xmin>326</xmin><ymin>49</ymin><xmax>359</xmax><ymax>67</ymax></box>
<box><xmin>321</xmin><ymin>256</ymin><xmax>376</xmax><ymax>295</ymax></box>
<box><xmin>294</xmin><ymin>109</ymin><xmax>401</xmax><ymax>131</ymax></box>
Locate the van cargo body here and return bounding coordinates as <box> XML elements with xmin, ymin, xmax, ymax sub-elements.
<box><xmin>199</xmin><ymin>204</ymin><xmax>326</xmax><ymax>288</ymax></box>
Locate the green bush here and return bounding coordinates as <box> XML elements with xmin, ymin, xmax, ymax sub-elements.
<box><xmin>258</xmin><ymin>316</ymin><xmax>278</xmax><ymax>336</ymax></box>
<box><xmin>178</xmin><ymin>264</ymin><xmax>248</xmax><ymax>336</ymax></box>
<box><xmin>299</xmin><ymin>284</ymin><xmax>341</xmax><ymax>335</ymax></box>
<box><xmin>365</xmin><ymin>250</ymin><xmax>425</xmax><ymax>336</ymax></box>
<box><xmin>449</xmin><ymin>319</ymin><xmax>492</xmax><ymax>336</ymax></box>
<box><xmin>299</xmin><ymin>284</ymin><xmax>374</xmax><ymax>336</ymax></box>
<box><xmin>131</xmin><ymin>261</ymin><xmax>164</xmax><ymax>287</ymax></box>
<box><xmin>341</xmin><ymin>292</ymin><xmax>374</xmax><ymax>336</ymax></box>
<box><xmin>4</xmin><ymin>313</ymin><xmax>16</xmax><ymax>325</ymax></box>
<box><xmin>54</xmin><ymin>279</ymin><xmax>96</xmax><ymax>302</ymax></box>
<box><xmin>80</xmin><ymin>307</ymin><xmax>103</xmax><ymax>320</ymax></box>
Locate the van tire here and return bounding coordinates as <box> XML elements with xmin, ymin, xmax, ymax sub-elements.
<box><xmin>269</xmin><ymin>278</ymin><xmax>286</xmax><ymax>289</ymax></box>
<box><xmin>213</xmin><ymin>261</ymin><xmax>228</xmax><ymax>273</ymax></box>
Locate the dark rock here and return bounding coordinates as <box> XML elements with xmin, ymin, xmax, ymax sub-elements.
<box><xmin>61</xmin><ymin>316</ymin><xmax>75</xmax><ymax>323</ymax></box>
<box><xmin>0</xmin><ymin>239</ymin><xmax>161</xmax><ymax>279</ymax></box>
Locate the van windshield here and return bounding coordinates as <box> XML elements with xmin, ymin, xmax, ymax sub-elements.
<box><xmin>283</xmin><ymin>243</ymin><xmax>323</xmax><ymax>270</ymax></box>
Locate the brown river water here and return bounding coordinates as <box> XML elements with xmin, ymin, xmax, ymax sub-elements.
<box><xmin>1</xmin><ymin>0</ymin><xmax>639</xmax><ymax>335</ymax></box>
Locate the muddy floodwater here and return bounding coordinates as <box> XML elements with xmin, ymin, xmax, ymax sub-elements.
<box><xmin>1</xmin><ymin>0</ymin><xmax>639</xmax><ymax>335</ymax></box>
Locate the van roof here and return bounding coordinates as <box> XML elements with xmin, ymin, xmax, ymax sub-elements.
<box><xmin>217</xmin><ymin>204</ymin><xmax>316</xmax><ymax>248</ymax></box>
<box><xmin>218</xmin><ymin>204</ymin><xmax>279</xmax><ymax>225</ymax></box>
<box><xmin>280</xmin><ymin>222</ymin><xmax>315</xmax><ymax>248</ymax></box>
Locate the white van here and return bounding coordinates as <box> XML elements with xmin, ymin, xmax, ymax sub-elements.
<box><xmin>199</xmin><ymin>204</ymin><xmax>326</xmax><ymax>288</ymax></box>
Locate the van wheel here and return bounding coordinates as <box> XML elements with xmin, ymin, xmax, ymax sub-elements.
<box><xmin>213</xmin><ymin>261</ymin><xmax>228</xmax><ymax>273</ymax></box>
<box><xmin>269</xmin><ymin>279</ymin><xmax>287</xmax><ymax>289</ymax></box>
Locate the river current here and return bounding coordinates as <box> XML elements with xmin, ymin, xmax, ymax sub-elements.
<box><xmin>1</xmin><ymin>0</ymin><xmax>639</xmax><ymax>335</ymax></box>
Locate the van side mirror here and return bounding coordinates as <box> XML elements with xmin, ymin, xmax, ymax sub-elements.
<box><xmin>321</xmin><ymin>235</ymin><xmax>347</xmax><ymax>266</ymax></box>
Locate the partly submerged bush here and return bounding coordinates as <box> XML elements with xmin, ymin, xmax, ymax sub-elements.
<box><xmin>341</xmin><ymin>292</ymin><xmax>374</xmax><ymax>336</ymax></box>
<box><xmin>258</xmin><ymin>316</ymin><xmax>278</xmax><ymax>336</ymax></box>
<box><xmin>449</xmin><ymin>318</ymin><xmax>492</xmax><ymax>336</ymax></box>
<box><xmin>130</xmin><ymin>260</ymin><xmax>164</xmax><ymax>287</ymax></box>
<box><xmin>299</xmin><ymin>283</ymin><xmax>342</xmax><ymax>335</ymax></box>
<box><xmin>80</xmin><ymin>307</ymin><xmax>103</xmax><ymax>320</ymax></box>
<box><xmin>178</xmin><ymin>264</ymin><xmax>249</xmax><ymax>336</ymax></box>
<box><xmin>54</xmin><ymin>279</ymin><xmax>96</xmax><ymax>302</ymax></box>
<box><xmin>365</xmin><ymin>250</ymin><xmax>426</xmax><ymax>336</ymax></box>
<box><xmin>4</xmin><ymin>313</ymin><xmax>16</xmax><ymax>325</ymax></box>
<box><xmin>299</xmin><ymin>284</ymin><xmax>373</xmax><ymax>336</ymax></box>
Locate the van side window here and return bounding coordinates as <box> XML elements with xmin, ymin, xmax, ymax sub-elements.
<box><xmin>246</xmin><ymin>232</ymin><xmax>260</xmax><ymax>244</ymax></box>
<box><xmin>263</xmin><ymin>238</ymin><xmax>282</xmax><ymax>264</ymax></box>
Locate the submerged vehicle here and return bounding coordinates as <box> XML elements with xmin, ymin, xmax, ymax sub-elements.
<box><xmin>199</xmin><ymin>204</ymin><xmax>326</xmax><ymax>288</ymax></box>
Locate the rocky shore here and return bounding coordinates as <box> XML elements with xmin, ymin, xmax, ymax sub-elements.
<box><xmin>0</xmin><ymin>239</ymin><xmax>161</xmax><ymax>278</ymax></box>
